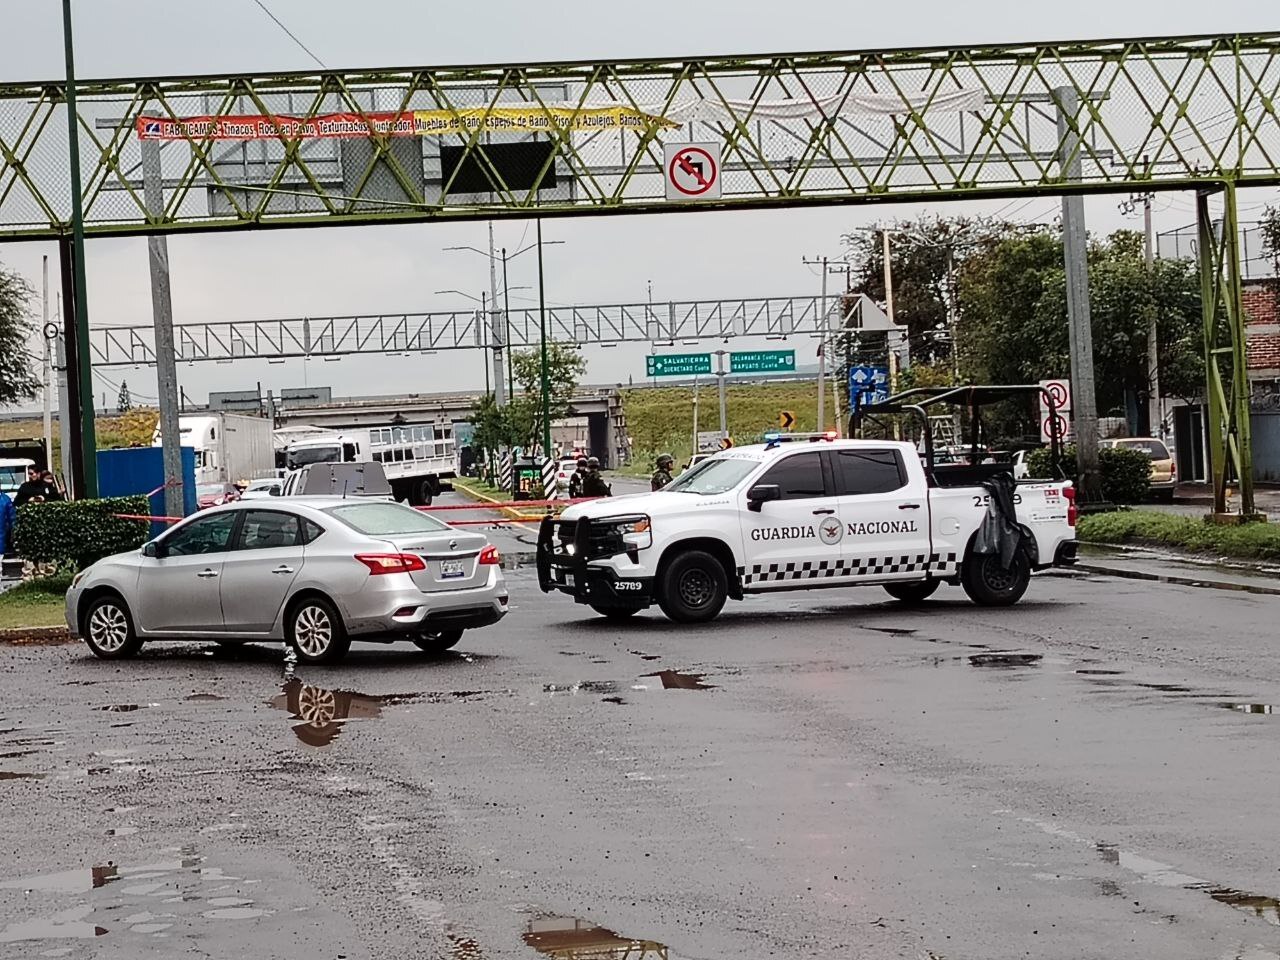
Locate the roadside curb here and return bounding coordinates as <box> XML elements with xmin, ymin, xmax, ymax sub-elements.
<box><xmin>452</xmin><ymin>482</ymin><xmax>547</xmax><ymax>523</ymax></box>
<box><xmin>0</xmin><ymin>625</ymin><xmax>74</xmax><ymax>646</ymax></box>
<box><xmin>1071</xmin><ymin>560</ymin><xmax>1280</xmax><ymax>596</ymax></box>
<box><xmin>1077</xmin><ymin>538</ymin><xmax>1280</xmax><ymax>575</ymax></box>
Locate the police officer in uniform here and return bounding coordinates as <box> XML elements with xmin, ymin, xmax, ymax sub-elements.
<box><xmin>651</xmin><ymin>453</ymin><xmax>675</xmax><ymax>491</ymax></box>
<box><xmin>568</xmin><ymin>457</ymin><xmax>588</xmax><ymax>499</ymax></box>
<box><xmin>581</xmin><ymin>457</ymin><xmax>611</xmax><ymax>498</ymax></box>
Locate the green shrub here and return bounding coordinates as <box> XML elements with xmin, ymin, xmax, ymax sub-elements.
<box><xmin>1025</xmin><ymin>444</ymin><xmax>1151</xmax><ymax>504</ymax></box>
<box><xmin>13</xmin><ymin>496</ymin><xmax>151</xmax><ymax>570</ymax></box>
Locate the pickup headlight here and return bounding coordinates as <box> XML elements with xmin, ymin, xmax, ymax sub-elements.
<box><xmin>614</xmin><ymin>516</ymin><xmax>652</xmax><ymax>550</ymax></box>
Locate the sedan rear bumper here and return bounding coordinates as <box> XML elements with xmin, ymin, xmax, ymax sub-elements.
<box><xmin>338</xmin><ymin>568</ymin><xmax>508</xmax><ymax>636</ymax></box>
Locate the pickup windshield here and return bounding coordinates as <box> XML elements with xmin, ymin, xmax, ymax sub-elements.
<box><xmin>665</xmin><ymin>458</ymin><xmax>758</xmax><ymax>495</ymax></box>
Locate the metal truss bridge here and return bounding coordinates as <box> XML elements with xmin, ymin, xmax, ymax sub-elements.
<box><xmin>2</xmin><ymin>33</ymin><xmax>1279</xmax><ymax>239</ymax></box>
<box><xmin>86</xmin><ymin>294</ymin><xmax>872</xmax><ymax>366</ymax></box>
<box><xmin>4</xmin><ymin>31</ymin><xmax>1277</xmax><ymax>515</ymax></box>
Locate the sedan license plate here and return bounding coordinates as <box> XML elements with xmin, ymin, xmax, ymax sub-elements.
<box><xmin>440</xmin><ymin>559</ymin><xmax>466</xmax><ymax>580</ymax></box>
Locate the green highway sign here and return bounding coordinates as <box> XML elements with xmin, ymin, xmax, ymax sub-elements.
<box><xmin>646</xmin><ymin>353</ymin><xmax>712</xmax><ymax>377</ymax></box>
<box><xmin>730</xmin><ymin>350</ymin><xmax>796</xmax><ymax>374</ymax></box>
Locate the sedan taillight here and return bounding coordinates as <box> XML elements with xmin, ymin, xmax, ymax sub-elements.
<box><xmin>355</xmin><ymin>553</ymin><xmax>427</xmax><ymax>575</ymax></box>
<box><xmin>479</xmin><ymin>545</ymin><xmax>501</xmax><ymax>565</ymax></box>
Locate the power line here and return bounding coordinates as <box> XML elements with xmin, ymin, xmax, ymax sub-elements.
<box><xmin>248</xmin><ymin>0</ymin><xmax>327</xmax><ymax>69</ymax></box>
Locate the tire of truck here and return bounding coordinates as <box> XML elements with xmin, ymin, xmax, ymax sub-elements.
<box><xmin>390</xmin><ymin>480</ymin><xmax>410</xmax><ymax>504</ymax></box>
<box><xmin>657</xmin><ymin>550</ymin><xmax>728</xmax><ymax>624</ymax></box>
<box><xmin>961</xmin><ymin>548</ymin><xmax>1031</xmax><ymax>607</ymax></box>
<box><xmin>414</xmin><ymin>478</ymin><xmax>435</xmax><ymax>507</ymax></box>
<box><xmin>883</xmin><ymin>580</ymin><xmax>940</xmax><ymax>605</ymax></box>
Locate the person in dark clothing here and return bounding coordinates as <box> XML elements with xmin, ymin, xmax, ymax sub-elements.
<box><xmin>650</xmin><ymin>453</ymin><xmax>675</xmax><ymax>491</ymax></box>
<box><xmin>39</xmin><ymin>471</ymin><xmax>63</xmax><ymax>502</ymax></box>
<box><xmin>568</xmin><ymin>457</ymin><xmax>588</xmax><ymax>499</ymax></box>
<box><xmin>581</xmin><ymin>457</ymin><xmax>611</xmax><ymax>497</ymax></box>
<box><xmin>14</xmin><ymin>468</ymin><xmax>60</xmax><ymax>507</ymax></box>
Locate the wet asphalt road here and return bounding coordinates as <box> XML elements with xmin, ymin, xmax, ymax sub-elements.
<box><xmin>3</xmin><ymin>499</ymin><xmax>1280</xmax><ymax>958</ymax></box>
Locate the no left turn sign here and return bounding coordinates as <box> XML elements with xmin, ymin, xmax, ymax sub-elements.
<box><xmin>664</xmin><ymin>142</ymin><xmax>722</xmax><ymax>200</ymax></box>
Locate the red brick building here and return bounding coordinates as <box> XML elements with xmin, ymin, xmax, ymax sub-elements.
<box><xmin>1244</xmin><ymin>278</ymin><xmax>1280</xmax><ymax>382</ymax></box>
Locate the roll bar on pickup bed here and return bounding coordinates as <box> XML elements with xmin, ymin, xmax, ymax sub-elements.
<box><xmin>848</xmin><ymin>384</ymin><xmax>1067</xmax><ymax>481</ymax></box>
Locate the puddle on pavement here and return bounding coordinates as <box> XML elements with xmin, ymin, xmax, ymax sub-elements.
<box><xmin>866</xmin><ymin>626</ymin><xmax>918</xmax><ymax>636</ymax></box>
<box><xmin>642</xmin><ymin>670</ymin><xmax>714</xmax><ymax>690</ymax></box>
<box><xmin>268</xmin><ymin>678</ymin><xmax>409</xmax><ymax>747</ymax></box>
<box><xmin>0</xmin><ymin>846</ymin><xmax>278</xmax><ymax>945</ymax></box>
<box><xmin>544</xmin><ymin>681</ymin><xmax>620</xmax><ymax>696</ymax></box>
<box><xmin>98</xmin><ymin>704</ymin><xmax>157</xmax><ymax>713</ymax></box>
<box><xmin>1075</xmin><ymin>669</ymin><xmax>1124</xmax><ymax>676</ymax></box>
<box><xmin>628</xmin><ymin>650</ymin><xmax>661</xmax><ymax>661</ymax></box>
<box><xmin>0</xmin><ymin>770</ymin><xmax>45</xmax><ymax>781</ymax></box>
<box><xmin>969</xmin><ymin>652</ymin><xmax>1043</xmax><ymax>668</ymax></box>
<box><xmin>1018</xmin><ymin>815</ymin><xmax>1280</xmax><ymax>931</ymax></box>
<box><xmin>522</xmin><ymin>913</ymin><xmax>677</xmax><ymax>958</ymax></box>
<box><xmin>183</xmin><ymin>693</ymin><xmax>226</xmax><ymax>702</ymax></box>
<box><xmin>1219</xmin><ymin>702</ymin><xmax>1277</xmax><ymax>715</ymax></box>
<box><xmin>106</xmin><ymin>827</ymin><xmax>139</xmax><ymax>838</ymax></box>
<box><xmin>601</xmin><ymin>696</ymin><xmax>626</xmax><ymax>705</ymax></box>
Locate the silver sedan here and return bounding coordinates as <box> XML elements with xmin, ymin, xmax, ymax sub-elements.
<box><xmin>65</xmin><ymin>498</ymin><xmax>508</xmax><ymax>663</ymax></box>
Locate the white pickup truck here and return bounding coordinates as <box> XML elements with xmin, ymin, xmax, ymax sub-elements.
<box><xmin>537</xmin><ymin>433</ymin><xmax>1077</xmax><ymax>623</ymax></box>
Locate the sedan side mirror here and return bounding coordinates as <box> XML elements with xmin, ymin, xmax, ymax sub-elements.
<box><xmin>747</xmin><ymin>484</ymin><xmax>782</xmax><ymax>512</ymax></box>
<box><xmin>142</xmin><ymin>541</ymin><xmax>166</xmax><ymax>559</ymax></box>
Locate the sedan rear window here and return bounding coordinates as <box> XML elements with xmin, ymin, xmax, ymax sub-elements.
<box><xmin>1116</xmin><ymin>439</ymin><xmax>1170</xmax><ymax>460</ymax></box>
<box><xmin>324</xmin><ymin>502</ymin><xmax>450</xmax><ymax>535</ymax></box>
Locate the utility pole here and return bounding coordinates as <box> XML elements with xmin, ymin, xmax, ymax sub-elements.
<box><xmin>882</xmin><ymin>230</ymin><xmax>900</xmax><ymax>392</ymax></box>
<box><xmin>141</xmin><ymin>113</ymin><xmax>185</xmax><ymax>520</ymax></box>
<box><xmin>487</xmin><ymin>222</ymin><xmax>506</xmax><ymax>406</ymax></box>
<box><xmin>1143</xmin><ymin>188</ymin><xmax>1161</xmax><ymax>438</ymax></box>
<box><xmin>61</xmin><ymin>0</ymin><xmax>97</xmax><ymax>497</ymax></box>
<box><xmin>802</xmin><ymin>255</ymin><xmax>830</xmax><ymax>431</ymax></box>
<box><xmin>692</xmin><ymin>374</ymin><xmax>700</xmax><ymax>457</ymax></box>
<box><xmin>501</xmin><ymin>247</ymin><xmax>513</xmax><ymax>400</ymax></box>
<box><xmin>41</xmin><ymin>257</ymin><xmax>53</xmax><ymax>470</ymax></box>
<box><xmin>1054</xmin><ymin>86</ymin><xmax>1103</xmax><ymax>503</ymax></box>
<box><xmin>54</xmin><ymin>293</ymin><xmax>71</xmax><ymax>486</ymax></box>
<box><xmin>536</xmin><ymin>219</ymin><xmax>551</xmax><ymax>459</ymax></box>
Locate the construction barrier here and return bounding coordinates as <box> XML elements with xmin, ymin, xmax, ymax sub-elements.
<box><xmin>541</xmin><ymin>458</ymin><xmax>557</xmax><ymax>500</ymax></box>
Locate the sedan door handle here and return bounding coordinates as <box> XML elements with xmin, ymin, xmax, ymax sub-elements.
<box><xmin>899</xmin><ymin>503</ymin><xmax>922</xmax><ymax>510</ymax></box>
<box><xmin>812</xmin><ymin>508</ymin><xmax>836</xmax><ymax>516</ymax></box>
<box><xmin>196</xmin><ymin>569</ymin><xmax>219</xmax><ymax>579</ymax></box>
<box><xmin>271</xmin><ymin>565</ymin><xmax>294</xmax><ymax>575</ymax></box>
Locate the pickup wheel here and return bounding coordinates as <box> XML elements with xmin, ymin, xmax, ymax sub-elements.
<box><xmin>589</xmin><ymin>604</ymin><xmax>642</xmax><ymax>622</ymax></box>
<box><xmin>657</xmin><ymin>550</ymin><xmax>727</xmax><ymax>624</ymax></box>
<box><xmin>883</xmin><ymin>580</ymin><xmax>940</xmax><ymax>605</ymax></box>
<box><xmin>961</xmin><ymin>549</ymin><xmax>1031</xmax><ymax>607</ymax></box>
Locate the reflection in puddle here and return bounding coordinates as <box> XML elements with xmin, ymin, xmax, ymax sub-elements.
<box><xmin>523</xmin><ymin>913</ymin><xmax>674</xmax><ymax>958</ymax></box>
<box><xmin>643</xmin><ymin>670</ymin><xmax>714</xmax><ymax>690</ymax></box>
<box><xmin>0</xmin><ymin>846</ymin><xmax>274</xmax><ymax>944</ymax></box>
<box><xmin>1020</xmin><ymin>816</ymin><xmax>1280</xmax><ymax>930</ymax></box>
<box><xmin>968</xmin><ymin>653</ymin><xmax>1043</xmax><ymax>668</ymax></box>
<box><xmin>1219</xmin><ymin>702</ymin><xmax>1277</xmax><ymax>715</ymax></box>
<box><xmin>268</xmin><ymin>678</ymin><xmax>410</xmax><ymax>747</ymax></box>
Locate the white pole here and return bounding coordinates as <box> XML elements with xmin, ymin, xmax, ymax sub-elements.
<box><xmin>692</xmin><ymin>374</ymin><xmax>700</xmax><ymax>459</ymax></box>
<box><xmin>41</xmin><ymin>256</ymin><xmax>53</xmax><ymax>469</ymax></box>
<box><xmin>817</xmin><ymin>256</ymin><xmax>828</xmax><ymax>431</ymax></box>
<box><xmin>883</xmin><ymin>230</ymin><xmax>899</xmax><ymax>391</ymax></box>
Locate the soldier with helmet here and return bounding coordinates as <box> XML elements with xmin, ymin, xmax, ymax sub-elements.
<box><xmin>568</xmin><ymin>456</ymin><xmax>588</xmax><ymax>499</ymax></box>
<box><xmin>581</xmin><ymin>456</ymin><xmax>612</xmax><ymax>498</ymax></box>
<box><xmin>651</xmin><ymin>453</ymin><xmax>675</xmax><ymax>491</ymax></box>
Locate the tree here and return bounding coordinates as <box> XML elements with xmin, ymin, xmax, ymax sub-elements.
<box><xmin>509</xmin><ymin>342</ymin><xmax>586</xmax><ymax>450</ymax></box>
<box><xmin>0</xmin><ymin>264</ymin><xmax>39</xmax><ymax>407</ymax></box>
<box><xmin>958</xmin><ymin>228</ymin><xmax>1204</xmax><ymax>419</ymax></box>
<box><xmin>840</xmin><ymin>215</ymin><xmax>1017</xmax><ymax>371</ymax></box>
<box><xmin>116</xmin><ymin>380</ymin><xmax>133</xmax><ymax>413</ymax></box>
<box><xmin>1262</xmin><ymin>205</ymin><xmax>1280</xmax><ymax>278</ymax></box>
<box><xmin>467</xmin><ymin>391</ymin><xmax>519</xmax><ymax>464</ymax></box>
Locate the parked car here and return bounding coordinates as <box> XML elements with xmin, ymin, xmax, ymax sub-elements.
<box><xmin>554</xmin><ymin>458</ymin><xmax>580</xmax><ymax>495</ymax></box>
<box><xmin>280</xmin><ymin>461</ymin><xmax>393</xmax><ymax>499</ymax></box>
<box><xmin>239</xmin><ymin>478</ymin><xmax>282</xmax><ymax>500</ymax></box>
<box><xmin>196</xmin><ymin>482</ymin><xmax>241</xmax><ymax>509</ymax></box>
<box><xmin>66</xmin><ymin>499</ymin><xmax>509</xmax><ymax>663</ymax></box>
<box><xmin>1101</xmin><ymin>437</ymin><xmax>1176</xmax><ymax>500</ymax></box>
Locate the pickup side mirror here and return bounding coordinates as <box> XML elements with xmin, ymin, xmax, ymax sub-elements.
<box><xmin>747</xmin><ymin>484</ymin><xmax>782</xmax><ymax>512</ymax></box>
<box><xmin>142</xmin><ymin>540</ymin><xmax>167</xmax><ymax>559</ymax></box>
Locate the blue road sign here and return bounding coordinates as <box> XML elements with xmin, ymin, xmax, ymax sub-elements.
<box><xmin>849</xmin><ymin>365</ymin><xmax>890</xmax><ymax>407</ymax></box>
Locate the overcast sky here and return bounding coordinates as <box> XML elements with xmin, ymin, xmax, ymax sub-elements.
<box><xmin>2</xmin><ymin>1</ymin><xmax>1277</xmax><ymax>412</ymax></box>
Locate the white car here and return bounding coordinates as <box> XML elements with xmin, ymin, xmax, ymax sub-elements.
<box><xmin>239</xmin><ymin>478</ymin><xmax>283</xmax><ymax>500</ymax></box>
<box><xmin>554</xmin><ymin>458</ymin><xmax>581</xmax><ymax>495</ymax></box>
<box><xmin>538</xmin><ymin>433</ymin><xmax>1077</xmax><ymax>623</ymax></box>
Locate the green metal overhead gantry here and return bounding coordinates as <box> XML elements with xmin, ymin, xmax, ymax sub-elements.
<box><xmin>1</xmin><ymin>32</ymin><xmax>1277</xmax><ymax>514</ymax></box>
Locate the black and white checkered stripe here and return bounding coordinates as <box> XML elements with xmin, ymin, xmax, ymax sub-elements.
<box><xmin>739</xmin><ymin>551</ymin><xmax>959</xmax><ymax>586</ymax></box>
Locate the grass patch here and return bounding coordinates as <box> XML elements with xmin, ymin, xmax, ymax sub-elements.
<box><xmin>622</xmin><ymin>381</ymin><xmax>830</xmax><ymax>468</ymax></box>
<box><xmin>453</xmin><ymin>477</ymin><xmax>510</xmax><ymax>501</ymax></box>
<box><xmin>0</xmin><ymin>573</ymin><xmax>72</xmax><ymax>630</ymax></box>
<box><xmin>1078</xmin><ymin>511</ymin><xmax>1280</xmax><ymax>562</ymax></box>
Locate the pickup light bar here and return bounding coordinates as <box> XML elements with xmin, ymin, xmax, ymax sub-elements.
<box><xmin>763</xmin><ymin>431</ymin><xmax>838</xmax><ymax>448</ymax></box>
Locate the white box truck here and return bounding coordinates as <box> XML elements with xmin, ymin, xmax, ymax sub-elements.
<box><xmin>283</xmin><ymin>422</ymin><xmax>455</xmax><ymax>505</ymax></box>
<box><xmin>153</xmin><ymin>413</ymin><xmax>275</xmax><ymax>486</ymax></box>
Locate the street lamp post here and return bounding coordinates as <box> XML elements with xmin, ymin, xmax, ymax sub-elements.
<box><xmin>536</xmin><ymin>219</ymin><xmax>551</xmax><ymax>459</ymax></box>
<box><xmin>61</xmin><ymin>0</ymin><xmax>97</xmax><ymax>497</ymax></box>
